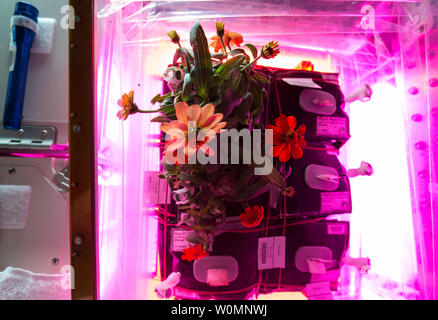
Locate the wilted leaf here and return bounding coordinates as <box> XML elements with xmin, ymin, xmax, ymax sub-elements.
<box><xmin>211</xmin><ymin>52</ymin><xmax>228</xmax><ymax>60</ymax></box>
<box><xmin>173</xmin><ymin>47</ymin><xmax>194</xmax><ymax>66</ymax></box>
<box><xmin>228</xmin><ymin>48</ymin><xmax>247</xmax><ymax>56</ymax></box>
<box><xmin>151</xmin><ymin>92</ymin><xmax>172</xmax><ymax>104</ymax></box>
<box><xmin>244</xmin><ymin>43</ymin><xmax>258</xmax><ymax>59</ymax></box>
<box><xmin>262</xmin><ymin>166</ymin><xmax>286</xmax><ymax>189</ymax></box>
<box><xmin>186</xmin><ymin>232</ymin><xmax>203</xmax><ymax>244</ymax></box>
<box><xmin>151</xmin><ymin>116</ymin><xmax>170</xmax><ymax>123</ymax></box>
<box><xmin>178</xmin><ymin>171</ymin><xmax>204</xmax><ymax>185</ymax></box>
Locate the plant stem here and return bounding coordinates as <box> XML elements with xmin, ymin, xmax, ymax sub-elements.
<box><xmin>138</xmin><ymin>109</ymin><xmax>160</xmax><ymax>114</ymax></box>
<box><xmin>219</xmin><ymin>35</ymin><xmax>228</xmax><ymax>54</ymax></box>
<box><xmin>241</xmin><ymin>55</ymin><xmax>262</xmax><ymax>71</ymax></box>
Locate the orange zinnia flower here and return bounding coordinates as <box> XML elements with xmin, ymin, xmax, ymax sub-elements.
<box><xmin>160</xmin><ymin>102</ymin><xmax>227</xmax><ymax>163</ymax></box>
<box><xmin>282</xmin><ymin>186</ymin><xmax>296</xmax><ymax>198</ymax></box>
<box><xmin>182</xmin><ymin>244</ymin><xmax>209</xmax><ymax>261</ymax></box>
<box><xmin>240</xmin><ymin>206</ymin><xmax>264</xmax><ymax>228</ymax></box>
<box><xmin>210</xmin><ymin>31</ymin><xmax>243</xmax><ymax>53</ymax></box>
<box><xmin>117</xmin><ymin>91</ymin><xmax>138</xmax><ymax>120</ymax></box>
<box><xmin>267</xmin><ymin>115</ymin><xmax>306</xmax><ymax>162</ymax></box>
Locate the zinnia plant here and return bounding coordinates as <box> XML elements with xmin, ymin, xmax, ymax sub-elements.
<box><xmin>117</xmin><ymin>22</ymin><xmax>302</xmax><ymax>255</ymax></box>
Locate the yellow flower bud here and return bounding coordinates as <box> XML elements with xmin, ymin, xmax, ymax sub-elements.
<box><xmin>216</xmin><ymin>22</ymin><xmax>225</xmax><ymax>37</ymax></box>
<box><xmin>261</xmin><ymin>41</ymin><xmax>280</xmax><ymax>59</ymax></box>
<box><xmin>167</xmin><ymin>30</ymin><xmax>180</xmax><ymax>44</ymax></box>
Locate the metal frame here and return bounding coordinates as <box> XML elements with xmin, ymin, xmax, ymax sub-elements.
<box><xmin>69</xmin><ymin>0</ymin><xmax>97</xmax><ymax>300</ymax></box>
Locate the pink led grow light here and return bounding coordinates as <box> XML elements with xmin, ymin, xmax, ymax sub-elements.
<box><xmin>95</xmin><ymin>0</ymin><xmax>437</xmax><ymax>300</ymax></box>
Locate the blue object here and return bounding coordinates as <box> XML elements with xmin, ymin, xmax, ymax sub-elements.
<box><xmin>3</xmin><ymin>2</ymin><xmax>39</xmax><ymax>130</ymax></box>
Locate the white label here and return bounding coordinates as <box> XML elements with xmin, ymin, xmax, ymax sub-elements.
<box><xmin>327</xmin><ymin>223</ymin><xmax>347</xmax><ymax>235</ymax></box>
<box><xmin>307</xmin><ymin>293</ymin><xmax>334</xmax><ymax>300</ymax></box>
<box><xmin>282</xmin><ymin>78</ymin><xmax>322</xmax><ymax>89</ymax></box>
<box><xmin>171</xmin><ymin>229</ymin><xmax>192</xmax><ymax>252</ymax></box>
<box><xmin>144</xmin><ymin>171</ymin><xmax>170</xmax><ymax>204</ymax></box>
<box><xmin>305</xmin><ymin>281</ymin><xmax>332</xmax><ymax>297</ymax></box>
<box><xmin>317</xmin><ymin>116</ymin><xmax>347</xmax><ymax>137</ymax></box>
<box><xmin>320</xmin><ymin>192</ymin><xmax>351</xmax><ymax>213</ymax></box>
<box><xmin>321</xmin><ymin>73</ymin><xmax>339</xmax><ymax>85</ymax></box>
<box><xmin>258</xmin><ymin>236</ymin><xmax>286</xmax><ymax>270</ymax></box>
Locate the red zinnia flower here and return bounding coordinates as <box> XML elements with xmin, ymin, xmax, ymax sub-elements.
<box><xmin>267</xmin><ymin>115</ymin><xmax>306</xmax><ymax>162</ymax></box>
<box><xmin>181</xmin><ymin>244</ymin><xmax>209</xmax><ymax>262</ymax></box>
<box><xmin>240</xmin><ymin>206</ymin><xmax>264</xmax><ymax>228</ymax></box>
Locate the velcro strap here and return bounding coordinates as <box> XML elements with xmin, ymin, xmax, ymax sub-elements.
<box><xmin>11</xmin><ymin>15</ymin><xmax>38</xmax><ymax>34</ymax></box>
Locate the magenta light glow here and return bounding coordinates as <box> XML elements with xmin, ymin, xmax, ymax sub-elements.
<box><xmin>340</xmin><ymin>82</ymin><xmax>418</xmax><ymax>298</ymax></box>
<box><xmin>95</xmin><ymin>0</ymin><xmax>438</xmax><ymax>300</ymax></box>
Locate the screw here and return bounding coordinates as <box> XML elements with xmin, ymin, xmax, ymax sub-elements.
<box><xmin>411</xmin><ymin>114</ymin><xmax>423</xmax><ymax>122</ymax></box>
<box><xmin>415</xmin><ymin>141</ymin><xmax>428</xmax><ymax>151</ymax></box>
<box><xmin>17</xmin><ymin>129</ymin><xmax>24</xmax><ymax>136</ymax></box>
<box><xmin>51</xmin><ymin>258</ymin><xmax>60</xmax><ymax>265</ymax></box>
<box><xmin>74</xmin><ymin>237</ymin><xmax>83</xmax><ymax>245</ymax></box>
<box><xmin>71</xmin><ymin>182</ymin><xmax>78</xmax><ymax>187</ymax></box>
<box><xmin>72</xmin><ymin>252</ymin><xmax>79</xmax><ymax>257</ymax></box>
<box><xmin>72</xmin><ymin>125</ymin><xmax>81</xmax><ymax>133</ymax></box>
<box><xmin>8</xmin><ymin>168</ymin><xmax>16</xmax><ymax>175</ymax></box>
<box><xmin>41</xmin><ymin>130</ymin><xmax>48</xmax><ymax>139</ymax></box>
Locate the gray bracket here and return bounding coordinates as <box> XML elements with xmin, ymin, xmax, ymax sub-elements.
<box><xmin>0</xmin><ymin>125</ymin><xmax>56</xmax><ymax>150</ymax></box>
<box><xmin>54</xmin><ymin>163</ymin><xmax>69</xmax><ymax>193</ymax></box>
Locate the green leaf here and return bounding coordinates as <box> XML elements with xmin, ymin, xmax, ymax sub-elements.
<box><xmin>233</xmin><ymin>165</ymin><xmax>254</xmax><ymax>194</ymax></box>
<box><xmin>235</xmin><ymin>92</ymin><xmax>254</xmax><ymax>120</ymax></box>
<box><xmin>252</xmin><ymin>71</ymin><xmax>270</xmax><ymax>84</ymax></box>
<box><xmin>229</xmin><ymin>178</ymin><xmax>270</xmax><ymax>202</ymax></box>
<box><xmin>190</xmin><ymin>23</ymin><xmax>213</xmax><ymax>101</ymax></box>
<box><xmin>262</xmin><ymin>166</ymin><xmax>286</xmax><ymax>189</ymax></box>
<box><xmin>250</xmin><ymin>106</ymin><xmax>262</xmax><ymax>117</ymax></box>
<box><xmin>158</xmin><ymin>104</ymin><xmax>175</xmax><ymax>115</ymax></box>
<box><xmin>151</xmin><ymin>92</ymin><xmax>172</xmax><ymax>104</ymax></box>
<box><xmin>211</xmin><ymin>52</ymin><xmax>227</xmax><ymax>60</ymax></box>
<box><xmin>151</xmin><ymin>116</ymin><xmax>170</xmax><ymax>123</ymax></box>
<box><xmin>191</xmin><ymin>224</ymin><xmax>216</xmax><ymax>232</ymax></box>
<box><xmin>162</xmin><ymin>162</ymin><xmax>177</xmax><ymax>174</ymax></box>
<box><xmin>178</xmin><ymin>171</ymin><xmax>204</xmax><ymax>185</ymax></box>
<box><xmin>228</xmin><ymin>48</ymin><xmax>247</xmax><ymax>56</ymax></box>
<box><xmin>244</xmin><ymin>43</ymin><xmax>258</xmax><ymax>59</ymax></box>
<box><xmin>182</xmin><ymin>73</ymin><xmax>193</xmax><ymax>101</ymax></box>
<box><xmin>186</xmin><ymin>232</ymin><xmax>203</xmax><ymax>245</ymax></box>
<box><xmin>173</xmin><ymin>47</ymin><xmax>194</xmax><ymax>67</ymax></box>
<box><xmin>215</xmin><ymin>55</ymin><xmax>246</xmax><ymax>82</ymax></box>
<box><xmin>249</xmin><ymin>81</ymin><xmax>263</xmax><ymax>113</ymax></box>
<box><xmin>215</xmin><ymin>68</ymin><xmax>249</xmax><ymax>118</ymax></box>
